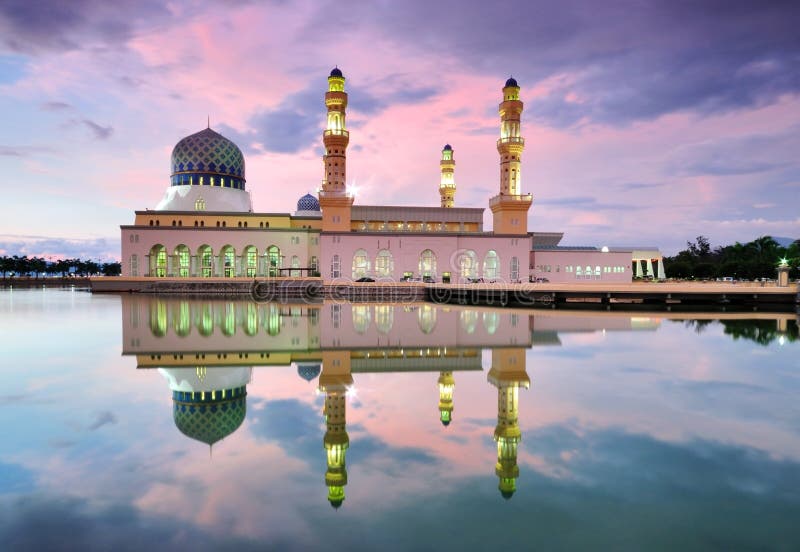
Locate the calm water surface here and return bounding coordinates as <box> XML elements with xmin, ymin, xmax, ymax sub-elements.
<box><xmin>0</xmin><ymin>289</ymin><xmax>798</xmax><ymax>551</ymax></box>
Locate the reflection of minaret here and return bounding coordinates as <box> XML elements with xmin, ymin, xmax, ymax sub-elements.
<box><xmin>439</xmin><ymin>144</ymin><xmax>455</xmax><ymax>208</ymax></box>
<box><xmin>319</xmin><ymin>351</ymin><xmax>353</xmax><ymax>509</ymax></box>
<box><xmin>487</xmin><ymin>348</ymin><xmax>530</xmax><ymax>499</ymax></box>
<box><xmin>437</xmin><ymin>371</ymin><xmax>455</xmax><ymax>426</ymax></box>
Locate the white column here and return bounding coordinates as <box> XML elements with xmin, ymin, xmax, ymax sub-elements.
<box><xmin>635</xmin><ymin>259</ymin><xmax>644</xmax><ymax>278</ymax></box>
<box><xmin>646</xmin><ymin>259</ymin><xmax>654</xmax><ymax>278</ymax></box>
<box><xmin>657</xmin><ymin>258</ymin><xmax>666</xmax><ymax>280</ymax></box>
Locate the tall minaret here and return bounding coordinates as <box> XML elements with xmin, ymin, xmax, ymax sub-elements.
<box><xmin>319</xmin><ymin>67</ymin><xmax>354</xmax><ymax>232</ymax></box>
<box><xmin>320</xmin><ymin>351</ymin><xmax>353</xmax><ymax>509</ymax></box>
<box><xmin>439</xmin><ymin>144</ymin><xmax>455</xmax><ymax>208</ymax></box>
<box><xmin>437</xmin><ymin>371</ymin><xmax>455</xmax><ymax>426</ymax></box>
<box><xmin>488</xmin><ymin>348</ymin><xmax>530</xmax><ymax>499</ymax></box>
<box><xmin>489</xmin><ymin>77</ymin><xmax>532</xmax><ymax>235</ymax></box>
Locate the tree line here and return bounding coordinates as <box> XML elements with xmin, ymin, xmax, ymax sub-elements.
<box><xmin>664</xmin><ymin>236</ymin><xmax>799</xmax><ymax>280</ymax></box>
<box><xmin>0</xmin><ymin>255</ymin><xmax>121</xmax><ymax>278</ymax></box>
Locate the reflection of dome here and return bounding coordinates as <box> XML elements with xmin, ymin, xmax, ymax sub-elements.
<box><xmin>329</xmin><ymin>499</ymin><xmax>343</xmax><ymax>509</ymax></box>
<box><xmin>500</xmin><ymin>489</ymin><xmax>515</xmax><ymax>500</ymax></box>
<box><xmin>330</xmin><ymin>67</ymin><xmax>343</xmax><ymax>78</ymax></box>
<box><xmin>297</xmin><ymin>363</ymin><xmax>321</xmax><ymax>382</ymax></box>
<box><xmin>173</xmin><ymin>387</ymin><xmax>247</xmax><ymax>446</ymax></box>
<box><xmin>297</xmin><ymin>193</ymin><xmax>321</xmax><ymax>212</ymax></box>
<box><xmin>170</xmin><ymin>128</ymin><xmax>246</xmax><ymax>189</ymax></box>
<box><xmin>505</xmin><ymin>77</ymin><xmax>518</xmax><ymax>87</ymax></box>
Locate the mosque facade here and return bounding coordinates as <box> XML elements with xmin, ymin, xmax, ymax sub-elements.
<box><xmin>120</xmin><ymin>69</ymin><xmax>662</xmax><ymax>283</ymax></box>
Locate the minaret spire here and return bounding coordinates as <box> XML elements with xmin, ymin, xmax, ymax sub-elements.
<box><xmin>489</xmin><ymin>76</ymin><xmax>532</xmax><ymax>235</ymax></box>
<box><xmin>318</xmin><ymin>67</ymin><xmax>354</xmax><ymax>232</ymax></box>
<box><xmin>439</xmin><ymin>145</ymin><xmax>455</xmax><ymax>208</ymax></box>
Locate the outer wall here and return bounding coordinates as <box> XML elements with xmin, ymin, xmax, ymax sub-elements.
<box><xmin>320</xmin><ymin>233</ymin><xmax>531</xmax><ymax>283</ymax></box>
<box><xmin>530</xmin><ymin>250</ymin><xmax>632</xmax><ymax>283</ymax></box>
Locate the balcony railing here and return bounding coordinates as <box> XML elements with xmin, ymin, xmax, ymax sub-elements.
<box><xmin>489</xmin><ymin>193</ymin><xmax>532</xmax><ymax>207</ymax></box>
<box><xmin>497</xmin><ymin>136</ymin><xmax>525</xmax><ymax>146</ymax></box>
<box><xmin>323</xmin><ymin>129</ymin><xmax>349</xmax><ymax>138</ymax></box>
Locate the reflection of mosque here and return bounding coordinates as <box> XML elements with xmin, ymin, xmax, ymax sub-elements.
<box><xmin>122</xmin><ymin>296</ymin><xmax>540</xmax><ymax>506</ymax></box>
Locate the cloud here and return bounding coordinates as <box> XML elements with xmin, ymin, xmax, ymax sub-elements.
<box><xmin>0</xmin><ymin>234</ymin><xmax>120</xmax><ymax>261</ymax></box>
<box><xmin>40</xmin><ymin>101</ymin><xmax>71</xmax><ymax>111</ymax></box>
<box><xmin>0</xmin><ymin>0</ymin><xmax>171</xmax><ymax>55</ymax></box>
<box><xmin>87</xmin><ymin>411</ymin><xmax>117</xmax><ymax>431</ymax></box>
<box><xmin>82</xmin><ymin>119</ymin><xmax>114</xmax><ymax>140</ymax></box>
<box><xmin>0</xmin><ymin>145</ymin><xmax>55</xmax><ymax>157</ymax></box>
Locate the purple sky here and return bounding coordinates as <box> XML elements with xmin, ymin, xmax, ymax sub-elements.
<box><xmin>1</xmin><ymin>0</ymin><xmax>798</xmax><ymax>260</ymax></box>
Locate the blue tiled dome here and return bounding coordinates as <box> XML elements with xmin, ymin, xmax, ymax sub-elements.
<box><xmin>172</xmin><ymin>387</ymin><xmax>247</xmax><ymax>446</ymax></box>
<box><xmin>297</xmin><ymin>363</ymin><xmax>321</xmax><ymax>381</ymax></box>
<box><xmin>505</xmin><ymin>77</ymin><xmax>518</xmax><ymax>87</ymax></box>
<box><xmin>330</xmin><ymin>67</ymin><xmax>343</xmax><ymax>78</ymax></box>
<box><xmin>170</xmin><ymin>128</ymin><xmax>246</xmax><ymax>190</ymax></box>
<box><xmin>297</xmin><ymin>193</ymin><xmax>321</xmax><ymax>212</ymax></box>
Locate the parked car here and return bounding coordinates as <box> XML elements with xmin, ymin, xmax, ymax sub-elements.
<box><xmin>534</xmin><ymin>277</ymin><xmax>550</xmax><ymax>283</ymax></box>
<box><xmin>355</xmin><ymin>277</ymin><xmax>375</xmax><ymax>282</ymax></box>
<box><xmin>422</xmin><ymin>275</ymin><xmax>435</xmax><ymax>283</ymax></box>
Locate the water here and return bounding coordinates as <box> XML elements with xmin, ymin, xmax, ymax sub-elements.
<box><xmin>0</xmin><ymin>289</ymin><xmax>798</xmax><ymax>551</ymax></box>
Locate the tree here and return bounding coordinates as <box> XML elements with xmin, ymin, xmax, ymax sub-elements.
<box><xmin>0</xmin><ymin>256</ymin><xmax>12</xmax><ymax>278</ymax></box>
<box><xmin>101</xmin><ymin>262</ymin><xmax>121</xmax><ymax>276</ymax></box>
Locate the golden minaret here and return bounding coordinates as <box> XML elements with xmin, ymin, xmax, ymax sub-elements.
<box><xmin>319</xmin><ymin>67</ymin><xmax>354</xmax><ymax>232</ymax></box>
<box><xmin>439</xmin><ymin>144</ymin><xmax>455</xmax><ymax>208</ymax></box>
<box><xmin>489</xmin><ymin>77</ymin><xmax>532</xmax><ymax>235</ymax></box>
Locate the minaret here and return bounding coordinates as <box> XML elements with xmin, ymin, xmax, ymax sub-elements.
<box><xmin>437</xmin><ymin>371</ymin><xmax>455</xmax><ymax>426</ymax></box>
<box><xmin>320</xmin><ymin>351</ymin><xmax>353</xmax><ymax>509</ymax></box>
<box><xmin>487</xmin><ymin>348</ymin><xmax>530</xmax><ymax>499</ymax></box>
<box><xmin>489</xmin><ymin>77</ymin><xmax>532</xmax><ymax>235</ymax></box>
<box><xmin>319</xmin><ymin>67</ymin><xmax>354</xmax><ymax>232</ymax></box>
<box><xmin>439</xmin><ymin>144</ymin><xmax>455</xmax><ymax>208</ymax></box>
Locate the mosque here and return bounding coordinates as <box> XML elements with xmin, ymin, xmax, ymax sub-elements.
<box><xmin>119</xmin><ymin>69</ymin><xmax>665</xmax><ymax>284</ymax></box>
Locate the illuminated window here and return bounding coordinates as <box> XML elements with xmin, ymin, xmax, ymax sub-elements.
<box><xmin>483</xmin><ymin>250</ymin><xmax>498</xmax><ymax>280</ymax></box>
<box><xmin>267</xmin><ymin>245</ymin><xmax>281</xmax><ymax>277</ymax></box>
<box><xmin>375</xmin><ymin>249</ymin><xmax>393</xmax><ymax>278</ymax></box>
<box><xmin>352</xmin><ymin>249</ymin><xmax>369</xmax><ymax>279</ymax></box>
<box><xmin>174</xmin><ymin>301</ymin><xmax>191</xmax><ymax>336</ymax></box>
<box><xmin>198</xmin><ymin>245</ymin><xmax>213</xmax><ymax>277</ymax></box>
<box><xmin>244</xmin><ymin>246</ymin><xmax>257</xmax><ymax>277</ymax></box>
<box><xmin>418</xmin><ymin>305</ymin><xmax>437</xmax><ymax>334</ymax></box>
<box><xmin>195</xmin><ymin>197</ymin><xmax>206</xmax><ymax>211</ymax></box>
<box><xmin>150</xmin><ymin>245</ymin><xmax>167</xmax><ymax>277</ymax></box>
<box><xmin>175</xmin><ymin>245</ymin><xmax>190</xmax><ymax>277</ymax></box>
<box><xmin>221</xmin><ymin>246</ymin><xmax>235</xmax><ymax>278</ymax></box>
<box><xmin>460</xmin><ymin>250</ymin><xmax>477</xmax><ymax>280</ymax></box>
<box><xmin>375</xmin><ymin>305</ymin><xmax>393</xmax><ymax>334</ymax></box>
<box><xmin>352</xmin><ymin>305</ymin><xmax>371</xmax><ymax>334</ymax></box>
<box><xmin>419</xmin><ymin>249</ymin><xmax>437</xmax><ymax>279</ymax></box>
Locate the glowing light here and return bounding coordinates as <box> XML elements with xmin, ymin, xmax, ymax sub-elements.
<box><xmin>779</xmin><ymin>336</ymin><xmax>786</xmax><ymax>346</ymax></box>
<box><xmin>778</xmin><ymin>257</ymin><xmax>788</xmax><ymax>267</ymax></box>
<box><xmin>345</xmin><ymin>386</ymin><xmax>358</xmax><ymax>400</ymax></box>
<box><xmin>601</xmin><ymin>246</ymin><xmax>609</xmax><ymax>253</ymax></box>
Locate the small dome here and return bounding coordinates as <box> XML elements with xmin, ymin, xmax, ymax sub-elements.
<box><xmin>170</xmin><ymin>128</ymin><xmax>246</xmax><ymax>189</ymax></box>
<box><xmin>329</xmin><ymin>499</ymin><xmax>344</xmax><ymax>509</ymax></box>
<box><xmin>296</xmin><ymin>194</ymin><xmax>321</xmax><ymax>213</ymax></box>
<box><xmin>505</xmin><ymin>77</ymin><xmax>518</xmax><ymax>88</ymax></box>
<box><xmin>297</xmin><ymin>363</ymin><xmax>321</xmax><ymax>382</ymax></box>
<box><xmin>330</xmin><ymin>67</ymin><xmax>343</xmax><ymax>78</ymax></box>
<box><xmin>443</xmin><ymin>144</ymin><xmax>452</xmax><ymax>151</ymax></box>
<box><xmin>441</xmin><ymin>419</ymin><xmax>451</xmax><ymax>427</ymax></box>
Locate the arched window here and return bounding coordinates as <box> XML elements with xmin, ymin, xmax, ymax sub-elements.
<box><xmin>174</xmin><ymin>245</ymin><xmax>190</xmax><ymax>277</ymax></box>
<box><xmin>483</xmin><ymin>311</ymin><xmax>500</xmax><ymax>335</ymax></box>
<box><xmin>149</xmin><ymin>245</ymin><xmax>167</xmax><ymax>278</ymax></box>
<box><xmin>352</xmin><ymin>305</ymin><xmax>371</xmax><ymax>333</ymax></box>
<box><xmin>375</xmin><ymin>249</ymin><xmax>393</xmax><ymax>278</ymax></box>
<box><xmin>291</xmin><ymin>255</ymin><xmax>300</xmax><ymax>277</ymax></box>
<box><xmin>419</xmin><ymin>249</ymin><xmax>437</xmax><ymax>279</ymax></box>
<box><xmin>483</xmin><ymin>250</ymin><xmax>498</xmax><ymax>280</ymax></box>
<box><xmin>418</xmin><ymin>305</ymin><xmax>437</xmax><ymax>334</ymax></box>
<box><xmin>510</xmin><ymin>256</ymin><xmax>519</xmax><ymax>282</ymax></box>
<box><xmin>149</xmin><ymin>300</ymin><xmax>167</xmax><ymax>337</ymax></box>
<box><xmin>221</xmin><ymin>246</ymin><xmax>235</xmax><ymax>278</ymax></box>
<box><xmin>196</xmin><ymin>304</ymin><xmax>213</xmax><ymax>336</ymax></box>
<box><xmin>375</xmin><ymin>305</ymin><xmax>393</xmax><ymax>334</ymax></box>
<box><xmin>174</xmin><ymin>301</ymin><xmax>191</xmax><ymax>336</ymax></box>
<box><xmin>460</xmin><ymin>310</ymin><xmax>478</xmax><ymax>334</ymax></box>
<box><xmin>243</xmin><ymin>246</ymin><xmax>257</xmax><ymax>278</ymax></box>
<box><xmin>222</xmin><ymin>303</ymin><xmax>235</xmax><ymax>336</ymax></box>
<box><xmin>267</xmin><ymin>304</ymin><xmax>281</xmax><ymax>336</ymax></box>
<box><xmin>194</xmin><ymin>197</ymin><xmax>205</xmax><ymax>211</ymax></box>
<box><xmin>244</xmin><ymin>303</ymin><xmax>258</xmax><ymax>336</ymax></box>
<box><xmin>267</xmin><ymin>246</ymin><xmax>281</xmax><ymax>277</ymax></box>
<box><xmin>330</xmin><ymin>254</ymin><xmax>341</xmax><ymax>278</ymax></box>
<box><xmin>352</xmin><ymin>249</ymin><xmax>370</xmax><ymax>279</ymax></box>
<box><xmin>459</xmin><ymin>250</ymin><xmax>477</xmax><ymax>280</ymax></box>
<box><xmin>198</xmin><ymin>245</ymin><xmax>213</xmax><ymax>277</ymax></box>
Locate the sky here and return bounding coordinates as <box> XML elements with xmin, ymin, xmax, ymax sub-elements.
<box><xmin>0</xmin><ymin>0</ymin><xmax>799</xmax><ymax>261</ymax></box>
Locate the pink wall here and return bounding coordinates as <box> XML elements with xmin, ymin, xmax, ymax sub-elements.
<box><xmin>320</xmin><ymin>233</ymin><xmax>531</xmax><ymax>283</ymax></box>
<box><xmin>530</xmin><ymin>249</ymin><xmax>631</xmax><ymax>283</ymax></box>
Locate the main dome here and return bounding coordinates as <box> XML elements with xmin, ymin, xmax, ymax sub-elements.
<box><xmin>170</xmin><ymin>128</ymin><xmax>246</xmax><ymax>190</ymax></box>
